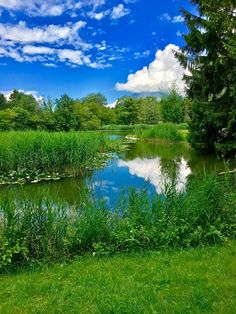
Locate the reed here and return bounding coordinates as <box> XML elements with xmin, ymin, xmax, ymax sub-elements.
<box><xmin>137</xmin><ymin>123</ymin><xmax>184</xmax><ymax>142</ymax></box>
<box><xmin>1</xmin><ymin>173</ymin><xmax>235</xmax><ymax>269</ymax></box>
<box><xmin>0</xmin><ymin>131</ymin><xmax>112</xmax><ymax>183</ymax></box>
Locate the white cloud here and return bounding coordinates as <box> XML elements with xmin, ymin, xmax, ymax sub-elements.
<box><xmin>111</xmin><ymin>4</ymin><xmax>130</xmax><ymax>19</ymax></box>
<box><xmin>22</xmin><ymin>45</ymin><xmax>55</xmax><ymax>55</ymax></box>
<box><xmin>107</xmin><ymin>100</ymin><xmax>117</xmax><ymax>108</ymax></box>
<box><xmin>0</xmin><ymin>0</ymin><xmax>109</xmax><ymax>17</ymax></box>
<box><xmin>160</xmin><ymin>13</ymin><xmax>184</xmax><ymax>23</ymax></box>
<box><xmin>116</xmin><ymin>44</ymin><xmax>186</xmax><ymax>95</ymax></box>
<box><xmin>88</xmin><ymin>9</ymin><xmax>110</xmax><ymax>20</ymax></box>
<box><xmin>43</xmin><ymin>63</ymin><xmax>58</xmax><ymax>68</ymax></box>
<box><xmin>0</xmin><ymin>0</ymin><xmax>67</xmax><ymax>16</ymax></box>
<box><xmin>176</xmin><ymin>30</ymin><xmax>182</xmax><ymax>37</ymax></box>
<box><xmin>172</xmin><ymin>15</ymin><xmax>185</xmax><ymax>23</ymax></box>
<box><xmin>160</xmin><ymin>13</ymin><xmax>172</xmax><ymax>22</ymax></box>
<box><xmin>0</xmin><ymin>21</ymin><xmax>86</xmax><ymax>47</ymax></box>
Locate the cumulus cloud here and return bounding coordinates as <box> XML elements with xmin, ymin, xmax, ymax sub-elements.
<box><xmin>116</xmin><ymin>44</ymin><xmax>186</xmax><ymax>95</ymax></box>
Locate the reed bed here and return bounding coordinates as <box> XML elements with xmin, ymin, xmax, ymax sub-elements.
<box><xmin>1</xmin><ymin>174</ymin><xmax>235</xmax><ymax>270</ymax></box>
<box><xmin>0</xmin><ymin>131</ymin><xmax>112</xmax><ymax>183</ymax></box>
<box><xmin>137</xmin><ymin>123</ymin><xmax>184</xmax><ymax>142</ymax></box>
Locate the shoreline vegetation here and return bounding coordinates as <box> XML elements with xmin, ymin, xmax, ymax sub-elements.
<box><xmin>0</xmin><ymin>131</ymin><xmax>120</xmax><ymax>185</ymax></box>
<box><xmin>136</xmin><ymin>123</ymin><xmax>187</xmax><ymax>142</ymax></box>
<box><xmin>1</xmin><ymin>173</ymin><xmax>235</xmax><ymax>271</ymax></box>
<box><xmin>0</xmin><ymin>124</ymin><xmax>189</xmax><ymax>185</ymax></box>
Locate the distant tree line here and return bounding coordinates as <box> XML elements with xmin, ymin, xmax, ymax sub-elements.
<box><xmin>0</xmin><ymin>89</ymin><xmax>190</xmax><ymax>131</ymax></box>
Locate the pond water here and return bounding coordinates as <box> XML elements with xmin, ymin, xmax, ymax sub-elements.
<box><xmin>1</xmin><ymin>132</ymin><xmax>235</xmax><ymax>207</ymax></box>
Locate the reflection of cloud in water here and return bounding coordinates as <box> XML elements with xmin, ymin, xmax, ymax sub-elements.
<box><xmin>92</xmin><ymin>180</ymin><xmax>115</xmax><ymax>192</ymax></box>
<box><xmin>118</xmin><ymin>157</ymin><xmax>191</xmax><ymax>194</ymax></box>
<box><xmin>176</xmin><ymin>157</ymin><xmax>192</xmax><ymax>192</ymax></box>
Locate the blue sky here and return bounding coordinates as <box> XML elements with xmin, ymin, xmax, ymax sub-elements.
<box><xmin>0</xmin><ymin>0</ymin><xmax>194</xmax><ymax>104</ymax></box>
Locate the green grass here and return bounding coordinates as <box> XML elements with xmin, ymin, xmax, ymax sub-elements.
<box><xmin>100</xmin><ymin>124</ymin><xmax>154</xmax><ymax>131</ymax></box>
<box><xmin>137</xmin><ymin>123</ymin><xmax>185</xmax><ymax>142</ymax></box>
<box><xmin>0</xmin><ymin>242</ymin><xmax>235</xmax><ymax>313</ymax></box>
<box><xmin>0</xmin><ymin>131</ymin><xmax>114</xmax><ymax>183</ymax></box>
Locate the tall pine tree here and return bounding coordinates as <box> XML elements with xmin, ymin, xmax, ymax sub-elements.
<box><xmin>176</xmin><ymin>0</ymin><xmax>236</xmax><ymax>157</ymax></box>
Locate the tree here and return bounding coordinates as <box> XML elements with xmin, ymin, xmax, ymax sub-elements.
<box><xmin>54</xmin><ymin>94</ymin><xmax>76</xmax><ymax>131</ymax></box>
<box><xmin>160</xmin><ymin>90</ymin><xmax>183</xmax><ymax>123</ymax></box>
<box><xmin>138</xmin><ymin>97</ymin><xmax>160</xmax><ymax>124</ymax></box>
<box><xmin>81</xmin><ymin>93</ymin><xmax>107</xmax><ymax>106</ymax></box>
<box><xmin>0</xmin><ymin>93</ymin><xmax>7</xmax><ymax>110</ymax></box>
<box><xmin>115</xmin><ymin>97</ymin><xmax>139</xmax><ymax>125</ymax></box>
<box><xmin>176</xmin><ymin>0</ymin><xmax>236</xmax><ymax>157</ymax></box>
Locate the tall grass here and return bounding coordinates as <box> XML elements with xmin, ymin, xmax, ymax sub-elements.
<box><xmin>100</xmin><ymin>124</ymin><xmax>154</xmax><ymax>131</ymax></box>
<box><xmin>0</xmin><ymin>131</ymin><xmax>111</xmax><ymax>175</ymax></box>
<box><xmin>1</xmin><ymin>174</ymin><xmax>235</xmax><ymax>269</ymax></box>
<box><xmin>137</xmin><ymin>123</ymin><xmax>184</xmax><ymax>142</ymax></box>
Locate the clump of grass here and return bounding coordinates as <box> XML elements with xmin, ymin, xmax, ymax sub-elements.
<box><xmin>1</xmin><ymin>173</ymin><xmax>235</xmax><ymax>270</ymax></box>
<box><xmin>137</xmin><ymin>123</ymin><xmax>184</xmax><ymax>142</ymax></box>
<box><xmin>0</xmin><ymin>131</ymin><xmax>113</xmax><ymax>184</ymax></box>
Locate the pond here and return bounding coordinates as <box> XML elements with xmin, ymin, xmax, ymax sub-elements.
<box><xmin>1</xmin><ymin>132</ymin><xmax>234</xmax><ymax>208</ymax></box>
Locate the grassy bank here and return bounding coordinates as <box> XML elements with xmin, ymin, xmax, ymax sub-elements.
<box><xmin>0</xmin><ymin>242</ymin><xmax>235</xmax><ymax>313</ymax></box>
<box><xmin>136</xmin><ymin>123</ymin><xmax>186</xmax><ymax>142</ymax></box>
<box><xmin>1</xmin><ymin>174</ymin><xmax>235</xmax><ymax>270</ymax></box>
<box><xmin>0</xmin><ymin>131</ymin><xmax>114</xmax><ymax>184</ymax></box>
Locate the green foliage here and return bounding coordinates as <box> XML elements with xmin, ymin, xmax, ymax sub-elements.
<box><xmin>137</xmin><ymin>123</ymin><xmax>184</xmax><ymax>142</ymax></box>
<box><xmin>176</xmin><ymin>0</ymin><xmax>236</xmax><ymax>157</ymax></box>
<box><xmin>137</xmin><ymin>96</ymin><xmax>160</xmax><ymax>124</ymax></box>
<box><xmin>0</xmin><ymin>131</ymin><xmax>111</xmax><ymax>179</ymax></box>
<box><xmin>0</xmin><ymin>93</ymin><xmax>7</xmax><ymax>110</ymax></box>
<box><xmin>115</xmin><ymin>97</ymin><xmax>139</xmax><ymax>125</ymax></box>
<box><xmin>0</xmin><ymin>174</ymin><xmax>235</xmax><ymax>269</ymax></box>
<box><xmin>0</xmin><ymin>238</ymin><xmax>27</xmax><ymax>269</ymax></box>
<box><xmin>0</xmin><ymin>90</ymin><xmax>162</xmax><ymax>131</ymax></box>
<box><xmin>160</xmin><ymin>90</ymin><xmax>183</xmax><ymax>123</ymax></box>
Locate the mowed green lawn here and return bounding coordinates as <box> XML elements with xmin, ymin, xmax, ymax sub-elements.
<box><xmin>1</xmin><ymin>242</ymin><xmax>235</xmax><ymax>314</ymax></box>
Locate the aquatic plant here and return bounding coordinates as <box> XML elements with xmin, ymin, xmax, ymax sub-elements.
<box><xmin>0</xmin><ymin>131</ymin><xmax>114</xmax><ymax>184</ymax></box>
<box><xmin>0</xmin><ymin>173</ymin><xmax>235</xmax><ymax>269</ymax></box>
<box><xmin>137</xmin><ymin>123</ymin><xmax>184</xmax><ymax>142</ymax></box>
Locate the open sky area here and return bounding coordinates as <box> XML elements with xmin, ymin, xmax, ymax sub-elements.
<box><xmin>0</xmin><ymin>0</ymin><xmax>195</xmax><ymax>104</ymax></box>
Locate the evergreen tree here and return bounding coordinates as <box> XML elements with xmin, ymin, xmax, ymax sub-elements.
<box><xmin>176</xmin><ymin>0</ymin><xmax>236</xmax><ymax>157</ymax></box>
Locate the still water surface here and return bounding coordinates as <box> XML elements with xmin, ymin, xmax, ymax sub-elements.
<box><xmin>2</xmin><ymin>132</ymin><xmax>234</xmax><ymax>207</ymax></box>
